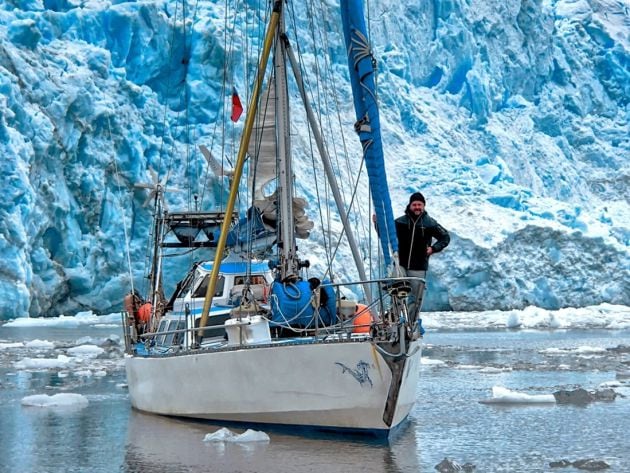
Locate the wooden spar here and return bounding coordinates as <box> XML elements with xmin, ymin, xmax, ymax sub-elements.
<box><xmin>196</xmin><ymin>0</ymin><xmax>283</xmax><ymax>337</ymax></box>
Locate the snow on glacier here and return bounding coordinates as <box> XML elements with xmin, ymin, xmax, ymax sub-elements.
<box><xmin>0</xmin><ymin>0</ymin><xmax>628</xmax><ymax>318</ymax></box>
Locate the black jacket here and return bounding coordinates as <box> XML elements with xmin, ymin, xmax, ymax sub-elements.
<box><xmin>395</xmin><ymin>209</ymin><xmax>450</xmax><ymax>270</ymax></box>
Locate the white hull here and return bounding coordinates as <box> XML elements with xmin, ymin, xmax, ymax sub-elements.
<box><xmin>126</xmin><ymin>339</ymin><xmax>421</xmax><ymax>434</ymax></box>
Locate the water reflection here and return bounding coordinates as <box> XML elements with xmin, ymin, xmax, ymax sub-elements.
<box><xmin>122</xmin><ymin>410</ymin><xmax>421</xmax><ymax>473</ymax></box>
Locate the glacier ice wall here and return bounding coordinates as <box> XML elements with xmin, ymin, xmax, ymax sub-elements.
<box><xmin>0</xmin><ymin>0</ymin><xmax>628</xmax><ymax>318</ymax></box>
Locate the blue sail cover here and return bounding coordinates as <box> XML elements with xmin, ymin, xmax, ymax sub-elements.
<box><xmin>340</xmin><ymin>0</ymin><xmax>398</xmax><ymax>267</ymax></box>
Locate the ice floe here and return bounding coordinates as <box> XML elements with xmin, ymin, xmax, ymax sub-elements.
<box><xmin>67</xmin><ymin>344</ymin><xmax>105</xmax><ymax>358</ymax></box>
<box><xmin>24</xmin><ymin>339</ymin><xmax>55</xmax><ymax>349</ymax></box>
<box><xmin>21</xmin><ymin>393</ymin><xmax>89</xmax><ymax>408</ymax></box>
<box><xmin>14</xmin><ymin>355</ymin><xmax>73</xmax><ymax>370</ymax></box>
<box><xmin>480</xmin><ymin>386</ymin><xmax>556</xmax><ymax>404</ymax></box>
<box><xmin>540</xmin><ymin>346</ymin><xmax>607</xmax><ymax>355</ymax></box>
<box><xmin>420</xmin><ymin>357</ymin><xmax>445</xmax><ymax>366</ymax></box>
<box><xmin>424</xmin><ymin>304</ymin><xmax>630</xmax><ymax>330</ymax></box>
<box><xmin>203</xmin><ymin>427</ymin><xmax>270</xmax><ymax>443</ymax></box>
<box><xmin>4</xmin><ymin>312</ymin><xmax>122</xmax><ymax>328</ymax></box>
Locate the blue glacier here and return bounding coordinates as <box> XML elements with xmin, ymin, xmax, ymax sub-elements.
<box><xmin>0</xmin><ymin>0</ymin><xmax>628</xmax><ymax>319</ymax></box>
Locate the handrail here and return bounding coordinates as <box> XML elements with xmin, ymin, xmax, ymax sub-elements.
<box><xmin>141</xmin><ymin>319</ymin><xmax>254</xmax><ymax>339</ymax></box>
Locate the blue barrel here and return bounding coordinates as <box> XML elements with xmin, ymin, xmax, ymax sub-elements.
<box><xmin>270</xmin><ymin>279</ymin><xmax>339</xmax><ymax>328</ymax></box>
<box><xmin>270</xmin><ymin>280</ymin><xmax>314</xmax><ymax>327</ymax></box>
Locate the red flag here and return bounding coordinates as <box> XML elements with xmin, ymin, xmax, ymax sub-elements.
<box><xmin>230</xmin><ymin>87</ymin><xmax>243</xmax><ymax>122</ymax></box>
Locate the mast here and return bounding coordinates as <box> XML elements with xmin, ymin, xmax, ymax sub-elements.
<box><xmin>274</xmin><ymin>10</ymin><xmax>298</xmax><ymax>280</ymax></box>
<box><xmin>148</xmin><ymin>189</ymin><xmax>166</xmax><ymax>332</ymax></box>
<box><xmin>197</xmin><ymin>0</ymin><xmax>283</xmax><ymax>336</ymax></box>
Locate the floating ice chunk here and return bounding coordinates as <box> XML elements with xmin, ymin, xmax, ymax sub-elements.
<box><xmin>74</xmin><ymin>370</ymin><xmax>93</xmax><ymax>377</ymax></box>
<box><xmin>21</xmin><ymin>393</ymin><xmax>89</xmax><ymax>408</ymax></box>
<box><xmin>25</xmin><ymin>339</ymin><xmax>55</xmax><ymax>349</ymax></box>
<box><xmin>203</xmin><ymin>427</ymin><xmax>235</xmax><ymax>442</ymax></box>
<box><xmin>4</xmin><ymin>313</ymin><xmax>122</xmax><ymax>328</ymax></box>
<box><xmin>540</xmin><ymin>348</ymin><xmax>565</xmax><ymax>354</ymax></box>
<box><xmin>15</xmin><ymin>355</ymin><xmax>72</xmax><ymax>370</ymax></box>
<box><xmin>574</xmin><ymin>346</ymin><xmax>607</xmax><ymax>354</ymax></box>
<box><xmin>420</xmin><ymin>357</ymin><xmax>445</xmax><ymax>365</ymax></box>
<box><xmin>0</xmin><ymin>342</ymin><xmax>23</xmax><ymax>350</ymax></box>
<box><xmin>479</xmin><ymin>366</ymin><xmax>511</xmax><ymax>373</ymax></box>
<box><xmin>480</xmin><ymin>386</ymin><xmax>556</xmax><ymax>404</ymax></box>
<box><xmin>541</xmin><ymin>346</ymin><xmax>607</xmax><ymax>355</ymax></box>
<box><xmin>5</xmin><ymin>315</ymin><xmax>82</xmax><ymax>328</ymax></box>
<box><xmin>94</xmin><ymin>370</ymin><xmax>107</xmax><ymax>377</ymax></box>
<box><xmin>230</xmin><ymin>429</ymin><xmax>270</xmax><ymax>443</ymax></box>
<box><xmin>67</xmin><ymin>344</ymin><xmax>105</xmax><ymax>358</ymax></box>
<box><xmin>203</xmin><ymin>427</ymin><xmax>270</xmax><ymax>443</ymax></box>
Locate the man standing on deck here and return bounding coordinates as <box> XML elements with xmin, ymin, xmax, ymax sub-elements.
<box><xmin>395</xmin><ymin>192</ymin><xmax>450</xmax><ymax>325</ymax></box>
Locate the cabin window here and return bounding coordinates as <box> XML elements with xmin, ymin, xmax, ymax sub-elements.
<box><xmin>192</xmin><ymin>275</ymin><xmax>225</xmax><ymax>298</ymax></box>
<box><xmin>234</xmin><ymin>275</ymin><xmax>267</xmax><ymax>285</ymax></box>
<box><xmin>252</xmin><ymin>275</ymin><xmax>266</xmax><ymax>284</ymax></box>
<box><xmin>164</xmin><ymin>320</ymin><xmax>182</xmax><ymax>346</ymax></box>
<box><xmin>172</xmin><ymin>320</ymin><xmax>185</xmax><ymax>345</ymax></box>
<box><xmin>157</xmin><ymin>320</ymin><xmax>168</xmax><ymax>346</ymax></box>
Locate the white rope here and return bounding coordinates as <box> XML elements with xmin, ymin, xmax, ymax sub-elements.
<box><xmin>106</xmin><ymin>115</ymin><xmax>136</xmax><ymax>295</ymax></box>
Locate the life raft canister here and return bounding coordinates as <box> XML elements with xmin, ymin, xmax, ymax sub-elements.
<box><xmin>137</xmin><ymin>303</ymin><xmax>152</xmax><ymax>323</ymax></box>
<box><xmin>353</xmin><ymin>303</ymin><xmax>372</xmax><ymax>334</ymax></box>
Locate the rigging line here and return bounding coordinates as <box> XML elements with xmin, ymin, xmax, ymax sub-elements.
<box><xmin>196</xmin><ymin>0</ymin><xmax>234</xmax><ymax>211</ymax></box>
<box><xmin>290</xmin><ymin>0</ymin><xmax>334</xmax><ymax>270</ymax></box>
<box><xmin>311</xmin><ymin>3</ymin><xmax>360</xmax><ymax>243</ymax></box>
<box><xmin>322</xmin><ymin>155</ymin><xmax>367</xmax><ymax>282</ymax></box>
<box><xmin>233</xmin><ymin>0</ymin><xmax>268</xmax><ymax>259</ymax></box>
<box><xmin>310</xmin><ymin>0</ymin><xmax>370</xmax><ymax>269</ymax></box>
<box><xmin>246</xmin><ymin>68</ymin><xmax>273</xmax><ymax>258</ymax></box>
<box><xmin>220</xmin><ymin>0</ymin><xmax>234</xmax><ymax>210</ymax></box>
<box><xmin>155</xmin><ymin>0</ymin><xmax>182</xmax><ymax>188</ymax></box>
<box><xmin>228</xmin><ymin>0</ymin><xmax>246</xmax><ymax>174</ymax></box>
<box><xmin>366</xmin><ymin>0</ymin><xmax>378</xmax><ymax>94</ymax></box>
<box><xmin>368</xmin><ymin>186</ymin><xmax>374</xmax><ymax>279</ymax></box>
<box><xmin>308</xmin><ymin>0</ymin><xmax>335</xmax><ymax>269</ymax></box>
<box><xmin>184</xmin><ymin>0</ymin><xmax>205</xmax><ymax>214</ymax></box>
<box><xmin>241</xmin><ymin>4</ymin><xmax>262</xmax><ymax>259</ymax></box>
<box><xmin>105</xmin><ymin>115</ymin><xmax>136</xmax><ymax>296</ymax></box>
<box><xmin>181</xmin><ymin>0</ymin><xmax>195</xmax><ymax>211</ymax></box>
<box><xmin>309</xmin><ymin>0</ymin><xmax>368</xmax><ymax>257</ymax></box>
<box><xmin>200</xmin><ymin>0</ymin><xmax>236</xmax><ymax>211</ymax></box>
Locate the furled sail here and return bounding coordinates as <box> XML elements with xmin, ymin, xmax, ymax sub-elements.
<box><xmin>248</xmin><ymin>78</ymin><xmax>277</xmax><ymax>201</ymax></box>
<box><xmin>340</xmin><ymin>0</ymin><xmax>398</xmax><ymax>268</ymax></box>
<box><xmin>247</xmin><ymin>77</ymin><xmax>313</xmax><ymax>240</ymax></box>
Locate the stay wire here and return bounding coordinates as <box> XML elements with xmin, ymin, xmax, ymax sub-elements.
<box><xmin>106</xmin><ymin>114</ymin><xmax>136</xmax><ymax>297</ymax></box>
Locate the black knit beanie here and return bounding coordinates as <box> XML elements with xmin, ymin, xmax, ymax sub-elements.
<box><xmin>409</xmin><ymin>192</ymin><xmax>425</xmax><ymax>204</ymax></box>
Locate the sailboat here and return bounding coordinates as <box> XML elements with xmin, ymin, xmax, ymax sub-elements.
<box><xmin>122</xmin><ymin>0</ymin><xmax>423</xmax><ymax>437</ymax></box>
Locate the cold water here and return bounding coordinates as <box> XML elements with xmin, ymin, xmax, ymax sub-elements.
<box><xmin>1</xmin><ymin>311</ymin><xmax>629</xmax><ymax>473</ymax></box>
